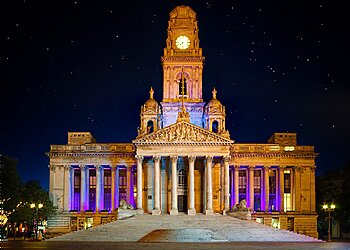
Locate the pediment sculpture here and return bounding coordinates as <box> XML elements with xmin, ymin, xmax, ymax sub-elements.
<box><xmin>134</xmin><ymin>121</ymin><xmax>232</xmax><ymax>144</ymax></box>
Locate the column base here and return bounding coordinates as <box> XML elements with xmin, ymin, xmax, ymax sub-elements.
<box><xmin>170</xmin><ymin>209</ymin><xmax>178</xmax><ymax>215</ymax></box>
<box><xmin>152</xmin><ymin>209</ymin><xmax>161</xmax><ymax>215</ymax></box>
<box><xmin>222</xmin><ymin>210</ymin><xmax>226</xmax><ymax>215</ymax></box>
<box><xmin>187</xmin><ymin>208</ymin><xmax>196</xmax><ymax>215</ymax></box>
<box><xmin>205</xmin><ymin>209</ymin><xmax>213</xmax><ymax>215</ymax></box>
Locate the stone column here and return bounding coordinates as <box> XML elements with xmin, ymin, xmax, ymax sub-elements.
<box><xmin>70</xmin><ymin>167</ymin><xmax>75</xmax><ymax>210</ymax></box>
<box><xmin>80</xmin><ymin>165</ymin><xmax>86</xmax><ymax>212</ymax></box>
<box><xmin>115</xmin><ymin>166</ymin><xmax>120</xmax><ymax>208</ymax></box>
<box><xmin>188</xmin><ymin>155</ymin><xmax>196</xmax><ymax>215</ymax></box>
<box><xmin>63</xmin><ymin>165</ymin><xmax>71</xmax><ymax>212</ymax></box>
<box><xmin>136</xmin><ymin>155</ymin><xmax>144</xmax><ymax>211</ymax></box>
<box><xmin>49</xmin><ymin>165</ymin><xmax>55</xmax><ymax>204</ymax></box>
<box><xmin>248</xmin><ymin>165</ymin><xmax>255</xmax><ymax>211</ymax></box>
<box><xmin>294</xmin><ymin>166</ymin><xmax>302</xmax><ymax>212</ymax></box>
<box><xmin>205</xmin><ymin>156</ymin><xmax>213</xmax><ymax>215</ymax></box>
<box><xmin>111</xmin><ymin>165</ymin><xmax>116</xmax><ymax>211</ymax></box>
<box><xmin>152</xmin><ymin>155</ymin><xmax>161</xmax><ymax>215</ymax></box>
<box><xmin>310</xmin><ymin>166</ymin><xmax>316</xmax><ymax>213</ymax></box>
<box><xmin>96</xmin><ymin>165</ymin><xmax>101</xmax><ymax>212</ymax></box>
<box><xmin>279</xmin><ymin>166</ymin><xmax>285</xmax><ymax>212</ymax></box>
<box><xmin>234</xmin><ymin>165</ymin><xmax>239</xmax><ymax>206</ymax></box>
<box><xmin>170</xmin><ymin>155</ymin><xmax>178</xmax><ymax>215</ymax></box>
<box><xmin>264</xmin><ymin>166</ymin><xmax>270</xmax><ymax>211</ymax></box>
<box><xmin>230</xmin><ymin>167</ymin><xmax>234</xmax><ymax>208</ymax></box>
<box><xmin>126</xmin><ymin>165</ymin><xmax>132</xmax><ymax>206</ymax></box>
<box><xmin>223</xmin><ymin>156</ymin><xmax>230</xmax><ymax>213</ymax></box>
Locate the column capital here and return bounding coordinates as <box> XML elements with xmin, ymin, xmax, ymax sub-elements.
<box><xmin>263</xmin><ymin>165</ymin><xmax>270</xmax><ymax>170</ymax></box>
<box><xmin>223</xmin><ymin>156</ymin><xmax>231</xmax><ymax>163</ymax></box>
<box><xmin>233</xmin><ymin>165</ymin><xmax>240</xmax><ymax>170</ymax></box>
<box><xmin>188</xmin><ymin>155</ymin><xmax>196</xmax><ymax>163</ymax></box>
<box><xmin>79</xmin><ymin>165</ymin><xmax>87</xmax><ymax>171</ymax></box>
<box><xmin>170</xmin><ymin>155</ymin><xmax>178</xmax><ymax>163</ymax></box>
<box><xmin>310</xmin><ymin>165</ymin><xmax>316</xmax><ymax>172</ymax></box>
<box><xmin>136</xmin><ymin>155</ymin><xmax>144</xmax><ymax>162</ymax></box>
<box><xmin>205</xmin><ymin>155</ymin><xmax>213</xmax><ymax>163</ymax></box>
<box><xmin>110</xmin><ymin>165</ymin><xmax>117</xmax><ymax>170</ymax></box>
<box><xmin>95</xmin><ymin>165</ymin><xmax>102</xmax><ymax>171</ymax></box>
<box><xmin>153</xmin><ymin>155</ymin><xmax>161</xmax><ymax>162</ymax></box>
<box><xmin>248</xmin><ymin>165</ymin><xmax>255</xmax><ymax>170</ymax></box>
<box><xmin>279</xmin><ymin>165</ymin><xmax>286</xmax><ymax>171</ymax></box>
<box><xmin>49</xmin><ymin>165</ymin><xmax>56</xmax><ymax>172</ymax></box>
<box><xmin>64</xmin><ymin>165</ymin><xmax>71</xmax><ymax>171</ymax></box>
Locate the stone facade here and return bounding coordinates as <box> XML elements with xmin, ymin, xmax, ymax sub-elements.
<box><xmin>47</xmin><ymin>5</ymin><xmax>318</xmax><ymax>238</ymax></box>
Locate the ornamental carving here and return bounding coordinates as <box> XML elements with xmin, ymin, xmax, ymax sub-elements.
<box><xmin>134</xmin><ymin>121</ymin><xmax>232</xmax><ymax>144</ymax></box>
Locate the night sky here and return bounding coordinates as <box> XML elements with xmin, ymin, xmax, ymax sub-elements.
<box><xmin>1</xmin><ymin>1</ymin><xmax>348</xmax><ymax>190</ymax></box>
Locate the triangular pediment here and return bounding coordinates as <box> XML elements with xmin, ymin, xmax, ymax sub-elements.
<box><xmin>133</xmin><ymin>121</ymin><xmax>233</xmax><ymax>145</ymax></box>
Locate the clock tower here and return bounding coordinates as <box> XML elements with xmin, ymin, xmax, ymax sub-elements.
<box><xmin>161</xmin><ymin>6</ymin><xmax>205</xmax><ymax>127</ymax></box>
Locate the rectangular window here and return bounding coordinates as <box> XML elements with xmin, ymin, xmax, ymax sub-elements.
<box><xmin>253</xmin><ymin>170</ymin><xmax>261</xmax><ymax>211</ymax></box>
<box><xmin>283</xmin><ymin>169</ymin><xmax>292</xmax><ymax>211</ymax></box>
<box><xmin>269</xmin><ymin>170</ymin><xmax>276</xmax><ymax>211</ymax></box>
<box><xmin>256</xmin><ymin>217</ymin><xmax>264</xmax><ymax>224</ymax></box>
<box><xmin>73</xmin><ymin>169</ymin><xmax>81</xmax><ymax>211</ymax></box>
<box><xmin>238</xmin><ymin>170</ymin><xmax>246</xmax><ymax>201</ymax></box>
<box><xmin>89</xmin><ymin>169</ymin><xmax>96</xmax><ymax>211</ymax></box>
<box><xmin>287</xmin><ymin>217</ymin><xmax>294</xmax><ymax>231</ymax></box>
<box><xmin>284</xmin><ymin>171</ymin><xmax>291</xmax><ymax>193</ymax></box>
<box><xmin>119</xmin><ymin>168</ymin><xmax>127</xmax><ymax>202</ymax></box>
<box><xmin>104</xmin><ymin>169</ymin><xmax>112</xmax><ymax>211</ymax></box>
<box><xmin>284</xmin><ymin>193</ymin><xmax>292</xmax><ymax>211</ymax></box>
<box><xmin>254</xmin><ymin>170</ymin><xmax>261</xmax><ymax>193</ymax></box>
<box><xmin>86</xmin><ymin>217</ymin><xmax>93</xmax><ymax>228</ymax></box>
<box><xmin>272</xmin><ymin>217</ymin><xmax>280</xmax><ymax>229</ymax></box>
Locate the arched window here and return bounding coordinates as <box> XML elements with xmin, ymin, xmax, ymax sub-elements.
<box><xmin>178</xmin><ymin>169</ymin><xmax>187</xmax><ymax>188</ymax></box>
<box><xmin>147</xmin><ymin>120</ymin><xmax>154</xmax><ymax>133</ymax></box>
<box><xmin>178</xmin><ymin>78</ymin><xmax>187</xmax><ymax>95</ymax></box>
<box><xmin>212</xmin><ymin>120</ymin><xmax>219</xmax><ymax>133</ymax></box>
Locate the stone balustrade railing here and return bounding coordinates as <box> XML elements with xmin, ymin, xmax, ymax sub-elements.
<box><xmin>50</xmin><ymin>143</ymin><xmax>135</xmax><ymax>153</ymax></box>
<box><xmin>231</xmin><ymin>144</ymin><xmax>314</xmax><ymax>153</ymax></box>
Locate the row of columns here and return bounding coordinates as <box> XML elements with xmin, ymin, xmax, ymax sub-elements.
<box><xmin>230</xmin><ymin>165</ymin><xmax>286</xmax><ymax>211</ymax></box>
<box><xmin>61</xmin><ymin>163</ymin><xmax>302</xmax><ymax>214</ymax></box>
<box><xmin>135</xmin><ymin>155</ymin><xmax>231</xmax><ymax>215</ymax></box>
<box><xmin>64</xmin><ymin>164</ymin><xmax>135</xmax><ymax>212</ymax></box>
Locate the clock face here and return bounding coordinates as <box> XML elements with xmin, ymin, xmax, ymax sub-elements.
<box><xmin>175</xmin><ymin>36</ymin><xmax>190</xmax><ymax>50</ymax></box>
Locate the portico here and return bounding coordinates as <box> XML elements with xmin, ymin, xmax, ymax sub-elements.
<box><xmin>133</xmin><ymin>120</ymin><xmax>233</xmax><ymax>215</ymax></box>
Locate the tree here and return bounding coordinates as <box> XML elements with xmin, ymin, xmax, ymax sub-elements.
<box><xmin>0</xmin><ymin>155</ymin><xmax>22</xmax><ymax>219</ymax></box>
<box><xmin>316</xmin><ymin>163</ymin><xmax>350</xmax><ymax>238</ymax></box>
<box><xmin>0</xmin><ymin>154</ymin><xmax>56</xmax><ymax>227</ymax></box>
<box><xmin>12</xmin><ymin>180</ymin><xmax>57</xmax><ymax>226</ymax></box>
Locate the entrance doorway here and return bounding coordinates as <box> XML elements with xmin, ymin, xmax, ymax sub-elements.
<box><xmin>178</xmin><ymin>195</ymin><xmax>188</xmax><ymax>212</ymax></box>
<box><xmin>178</xmin><ymin>169</ymin><xmax>188</xmax><ymax>212</ymax></box>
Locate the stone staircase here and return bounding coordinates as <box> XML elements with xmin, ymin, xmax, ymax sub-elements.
<box><xmin>47</xmin><ymin>214</ymin><xmax>322</xmax><ymax>242</ymax></box>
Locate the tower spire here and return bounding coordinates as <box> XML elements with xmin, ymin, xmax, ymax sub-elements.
<box><xmin>212</xmin><ymin>87</ymin><xmax>217</xmax><ymax>99</ymax></box>
<box><xmin>149</xmin><ymin>87</ymin><xmax>154</xmax><ymax>99</ymax></box>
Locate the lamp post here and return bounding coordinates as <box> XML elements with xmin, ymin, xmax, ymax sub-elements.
<box><xmin>322</xmin><ymin>203</ymin><xmax>335</xmax><ymax>241</ymax></box>
<box><xmin>30</xmin><ymin>203</ymin><xmax>43</xmax><ymax>240</ymax></box>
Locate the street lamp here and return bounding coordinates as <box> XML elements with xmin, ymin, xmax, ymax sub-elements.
<box><xmin>322</xmin><ymin>203</ymin><xmax>336</xmax><ymax>241</ymax></box>
<box><xmin>30</xmin><ymin>203</ymin><xmax>43</xmax><ymax>240</ymax></box>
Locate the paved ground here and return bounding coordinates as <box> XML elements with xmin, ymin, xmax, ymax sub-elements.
<box><xmin>2</xmin><ymin>241</ymin><xmax>350</xmax><ymax>250</ymax></box>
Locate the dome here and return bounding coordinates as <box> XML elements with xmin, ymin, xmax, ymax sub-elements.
<box><xmin>143</xmin><ymin>87</ymin><xmax>159</xmax><ymax>112</ymax></box>
<box><xmin>206</xmin><ymin>87</ymin><xmax>224</xmax><ymax>112</ymax></box>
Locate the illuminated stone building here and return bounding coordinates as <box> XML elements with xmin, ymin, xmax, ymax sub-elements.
<box><xmin>48</xmin><ymin>6</ymin><xmax>318</xmax><ymax>238</ymax></box>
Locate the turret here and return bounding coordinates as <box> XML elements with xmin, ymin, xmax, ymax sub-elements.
<box><xmin>138</xmin><ymin>87</ymin><xmax>161</xmax><ymax>137</ymax></box>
